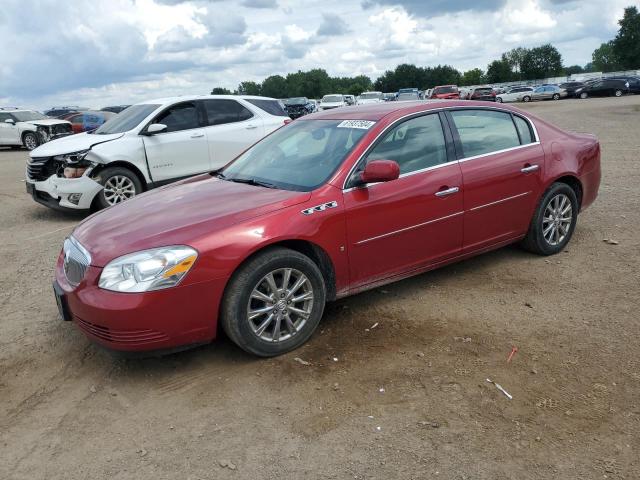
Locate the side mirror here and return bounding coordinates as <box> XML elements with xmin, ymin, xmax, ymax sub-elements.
<box><xmin>5</xmin><ymin>118</ymin><xmax>15</xmax><ymax>124</ymax></box>
<box><xmin>358</xmin><ymin>160</ymin><xmax>400</xmax><ymax>185</ymax></box>
<box><xmin>145</xmin><ymin>123</ymin><xmax>167</xmax><ymax>135</ymax></box>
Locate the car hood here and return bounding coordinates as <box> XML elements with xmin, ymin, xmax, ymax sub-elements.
<box><xmin>24</xmin><ymin>119</ymin><xmax>70</xmax><ymax>126</ymax></box>
<box><xmin>72</xmin><ymin>175</ymin><xmax>312</xmax><ymax>267</ymax></box>
<box><xmin>29</xmin><ymin>131</ymin><xmax>124</xmax><ymax>157</ymax></box>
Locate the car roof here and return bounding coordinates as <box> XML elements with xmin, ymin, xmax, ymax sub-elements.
<box><xmin>138</xmin><ymin>94</ymin><xmax>280</xmax><ymax>105</ymax></box>
<box><xmin>304</xmin><ymin>100</ymin><xmax>517</xmax><ymax>121</ymax></box>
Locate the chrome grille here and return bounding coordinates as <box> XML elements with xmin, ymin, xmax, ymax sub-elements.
<box><xmin>63</xmin><ymin>237</ymin><xmax>91</xmax><ymax>287</ymax></box>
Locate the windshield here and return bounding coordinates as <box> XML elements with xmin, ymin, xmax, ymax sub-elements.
<box><xmin>220</xmin><ymin>119</ymin><xmax>371</xmax><ymax>191</ymax></box>
<box><xmin>475</xmin><ymin>88</ymin><xmax>493</xmax><ymax>93</ymax></box>
<box><xmin>322</xmin><ymin>95</ymin><xmax>343</xmax><ymax>103</ymax></box>
<box><xmin>13</xmin><ymin>111</ymin><xmax>48</xmax><ymax>121</ymax></box>
<box><xmin>397</xmin><ymin>93</ymin><xmax>419</xmax><ymax>100</ymax></box>
<box><xmin>93</xmin><ymin>104</ymin><xmax>160</xmax><ymax>134</ymax></box>
<box><xmin>285</xmin><ymin>97</ymin><xmax>308</xmax><ymax>105</ymax></box>
<box><xmin>360</xmin><ymin>93</ymin><xmax>382</xmax><ymax>100</ymax></box>
<box><xmin>434</xmin><ymin>86</ymin><xmax>457</xmax><ymax>94</ymax></box>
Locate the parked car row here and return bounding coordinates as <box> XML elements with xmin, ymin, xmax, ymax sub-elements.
<box><xmin>0</xmin><ymin>107</ymin><xmax>73</xmax><ymax>150</ymax></box>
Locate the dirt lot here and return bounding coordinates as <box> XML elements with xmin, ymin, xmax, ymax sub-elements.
<box><xmin>1</xmin><ymin>96</ymin><xmax>639</xmax><ymax>480</ymax></box>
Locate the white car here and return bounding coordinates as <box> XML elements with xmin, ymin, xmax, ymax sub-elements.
<box><xmin>496</xmin><ymin>86</ymin><xmax>534</xmax><ymax>103</ymax></box>
<box><xmin>318</xmin><ymin>94</ymin><xmax>348</xmax><ymax>110</ymax></box>
<box><xmin>0</xmin><ymin>108</ymin><xmax>73</xmax><ymax>150</ymax></box>
<box><xmin>356</xmin><ymin>91</ymin><xmax>384</xmax><ymax>105</ymax></box>
<box><xmin>25</xmin><ymin>95</ymin><xmax>290</xmax><ymax>211</ymax></box>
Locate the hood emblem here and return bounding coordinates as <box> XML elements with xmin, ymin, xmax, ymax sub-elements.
<box><xmin>301</xmin><ymin>201</ymin><xmax>338</xmax><ymax>216</ymax></box>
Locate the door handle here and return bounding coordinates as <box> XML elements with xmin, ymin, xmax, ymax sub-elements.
<box><xmin>521</xmin><ymin>164</ymin><xmax>539</xmax><ymax>173</ymax></box>
<box><xmin>435</xmin><ymin>186</ymin><xmax>459</xmax><ymax>197</ymax></box>
<box><xmin>190</xmin><ymin>133</ymin><xmax>204</xmax><ymax>138</ymax></box>
<box><xmin>245</xmin><ymin>124</ymin><xmax>258</xmax><ymax>130</ymax></box>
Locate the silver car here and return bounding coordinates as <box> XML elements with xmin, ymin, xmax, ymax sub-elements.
<box><xmin>521</xmin><ymin>85</ymin><xmax>567</xmax><ymax>102</ymax></box>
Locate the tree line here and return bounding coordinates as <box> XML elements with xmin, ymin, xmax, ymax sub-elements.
<box><xmin>211</xmin><ymin>6</ymin><xmax>639</xmax><ymax>98</ymax></box>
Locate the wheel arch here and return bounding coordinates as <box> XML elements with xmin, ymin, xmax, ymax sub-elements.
<box><xmin>91</xmin><ymin>161</ymin><xmax>149</xmax><ymax>191</ymax></box>
<box><xmin>548</xmin><ymin>174</ymin><xmax>583</xmax><ymax>209</ymax></box>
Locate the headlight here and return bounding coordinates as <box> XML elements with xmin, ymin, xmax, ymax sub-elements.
<box><xmin>98</xmin><ymin>246</ymin><xmax>198</xmax><ymax>293</ymax></box>
<box><xmin>53</xmin><ymin>150</ymin><xmax>90</xmax><ymax>164</ymax></box>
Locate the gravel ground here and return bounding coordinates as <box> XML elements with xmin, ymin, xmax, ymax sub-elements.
<box><xmin>1</xmin><ymin>96</ymin><xmax>639</xmax><ymax>480</ymax></box>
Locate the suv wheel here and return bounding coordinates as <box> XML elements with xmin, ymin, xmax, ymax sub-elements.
<box><xmin>522</xmin><ymin>96</ymin><xmax>531</xmax><ymax>102</ymax></box>
<box><xmin>22</xmin><ymin>132</ymin><xmax>39</xmax><ymax>151</ymax></box>
<box><xmin>496</xmin><ymin>97</ymin><xmax>503</xmax><ymax>103</ymax></box>
<box><xmin>94</xmin><ymin>167</ymin><xmax>142</xmax><ymax>209</ymax></box>
<box><xmin>579</xmin><ymin>92</ymin><xmax>588</xmax><ymax>99</ymax></box>
<box><xmin>552</xmin><ymin>93</ymin><xmax>560</xmax><ymax>100</ymax></box>
<box><xmin>220</xmin><ymin>247</ymin><xmax>327</xmax><ymax>357</ymax></box>
<box><xmin>614</xmin><ymin>89</ymin><xmax>623</xmax><ymax>97</ymax></box>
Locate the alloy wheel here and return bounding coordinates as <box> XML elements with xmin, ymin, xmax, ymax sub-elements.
<box><xmin>247</xmin><ymin>268</ymin><xmax>314</xmax><ymax>342</ymax></box>
<box><xmin>24</xmin><ymin>134</ymin><xmax>38</xmax><ymax>150</ymax></box>
<box><xmin>103</xmin><ymin>175</ymin><xmax>136</xmax><ymax>205</ymax></box>
<box><xmin>542</xmin><ymin>194</ymin><xmax>573</xmax><ymax>246</ymax></box>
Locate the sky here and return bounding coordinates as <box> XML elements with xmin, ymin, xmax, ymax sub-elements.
<box><xmin>1</xmin><ymin>0</ymin><xmax>637</xmax><ymax>110</ymax></box>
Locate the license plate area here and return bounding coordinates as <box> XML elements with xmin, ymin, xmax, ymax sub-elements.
<box><xmin>53</xmin><ymin>281</ymin><xmax>72</xmax><ymax>321</ymax></box>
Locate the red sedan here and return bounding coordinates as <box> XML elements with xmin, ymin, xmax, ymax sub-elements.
<box><xmin>54</xmin><ymin>100</ymin><xmax>601</xmax><ymax>356</ymax></box>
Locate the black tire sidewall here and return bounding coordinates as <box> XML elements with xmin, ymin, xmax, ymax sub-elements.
<box><xmin>527</xmin><ymin>183</ymin><xmax>578</xmax><ymax>255</ymax></box>
<box><xmin>553</xmin><ymin>94</ymin><xmax>560</xmax><ymax>100</ymax></box>
<box><xmin>95</xmin><ymin>167</ymin><xmax>142</xmax><ymax>209</ymax></box>
<box><xmin>523</xmin><ymin>96</ymin><xmax>531</xmax><ymax>102</ymax></box>
<box><xmin>615</xmin><ymin>90</ymin><xmax>622</xmax><ymax>97</ymax></box>
<box><xmin>221</xmin><ymin>248</ymin><xmax>326</xmax><ymax>357</ymax></box>
<box><xmin>580</xmin><ymin>92</ymin><xmax>588</xmax><ymax>99</ymax></box>
<box><xmin>23</xmin><ymin>132</ymin><xmax>39</xmax><ymax>150</ymax></box>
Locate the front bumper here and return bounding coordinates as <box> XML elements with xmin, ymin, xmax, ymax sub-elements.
<box><xmin>26</xmin><ymin>173</ymin><xmax>103</xmax><ymax>210</ymax></box>
<box><xmin>55</xmin><ymin>253</ymin><xmax>227</xmax><ymax>352</ymax></box>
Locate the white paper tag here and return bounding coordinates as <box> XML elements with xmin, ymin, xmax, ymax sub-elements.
<box><xmin>337</xmin><ymin>120</ymin><xmax>376</xmax><ymax>130</ymax></box>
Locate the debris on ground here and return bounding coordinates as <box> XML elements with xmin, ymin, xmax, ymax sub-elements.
<box><xmin>417</xmin><ymin>352</ymin><xmax>425</xmax><ymax>357</ymax></box>
<box><xmin>293</xmin><ymin>357</ymin><xmax>311</xmax><ymax>366</ymax></box>
<box><xmin>603</xmin><ymin>238</ymin><xmax>619</xmax><ymax>245</ymax></box>
<box><xmin>365</xmin><ymin>322</ymin><xmax>379</xmax><ymax>332</ymax></box>
<box><xmin>136</xmin><ymin>448</ymin><xmax>148</xmax><ymax>457</ymax></box>
<box><xmin>219</xmin><ymin>460</ymin><xmax>237</xmax><ymax>470</ymax></box>
<box><xmin>453</xmin><ymin>336</ymin><xmax>472</xmax><ymax>342</ymax></box>
<box><xmin>524</xmin><ymin>302</ymin><xmax>534</xmax><ymax>308</ymax></box>
<box><xmin>379</xmin><ymin>387</ymin><xmax>385</xmax><ymax>393</ymax></box>
<box><xmin>418</xmin><ymin>421</ymin><xmax>440</xmax><ymax>428</ymax></box>
<box><xmin>89</xmin><ymin>385</ymin><xmax>97</xmax><ymax>393</ymax></box>
<box><xmin>486</xmin><ymin>378</ymin><xmax>513</xmax><ymax>400</ymax></box>
<box><xmin>332</xmin><ymin>357</ymin><xmax>338</xmax><ymax>362</ymax></box>
<box><xmin>507</xmin><ymin>346</ymin><xmax>518</xmax><ymax>363</ymax></box>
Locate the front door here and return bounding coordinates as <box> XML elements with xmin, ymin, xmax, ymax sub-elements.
<box><xmin>142</xmin><ymin>101</ymin><xmax>211</xmax><ymax>183</ymax></box>
<box><xmin>343</xmin><ymin>113</ymin><xmax>464</xmax><ymax>289</ymax></box>
<box><xmin>447</xmin><ymin>109</ymin><xmax>545</xmax><ymax>252</ymax></box>
<box><xmin>0</xmin><ymin>113</ymin><xmax>19</xmax><ymax>145</ymax></box>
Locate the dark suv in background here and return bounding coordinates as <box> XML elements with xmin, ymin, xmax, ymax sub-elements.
<box><xmin>608</xmin><ymin>76</ymin><xmax>640</xmax><ymax>94</ymax></box>
<box><xmin>574</xmin><ymin>79</ymin><xmax>630</xmax><ymax>98</ymax></box>
<box><xmin>283</xmin><ymin>97</ymin><xmax>315</xmax><ymax>119</ymax></box>
<box><xmin>558</xmin><ymin>81</ymin><xmax>585</xmax><ymax>96</ymax></box>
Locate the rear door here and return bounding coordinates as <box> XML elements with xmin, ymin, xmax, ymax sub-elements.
<box><xmin>343</xmin><ymin>112</ymin><xmax>463</xmax><ymax>288</ymax></box>
<box><xmin>0</xmin><ymin>113</ymin><xmax>19</xmax><ymax>144</ymax></box>
<box><xmin>446</xmin><ymin>108</ymin><xmax>545</xmax><ymax>253</ymax></box>
<box><xmin>201</xmin><ymin>99</ymin><xmax>264</xmax><ymax>169</ymax></box>
<box><xmin>142</xmin><ymin>101</ymin><xmax>210</xmax><ymax>183</ymax></box>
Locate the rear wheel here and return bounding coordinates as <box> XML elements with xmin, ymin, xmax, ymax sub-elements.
<box><xmin>552</xmin><ymin>93</ymin><xmax>560</xmax><ymax>100</ymax></box>
<box><xmin>496</xmin><ymin>97</ymin><xmax>503</xmax><ymax>103</ymax></box>
<box><xmin>522</xmin><ymin>96</ymin><xmax>531</xmax><ymax>102</ymax></box>
<box><xmin>521</xmin><ymin>182</ymin><xmax>578</xmax><ymax>256</ymax></box>
<box><xmin>22</xmin><ymin>132</ymin><xmax>39</xmax><ymax>151</ymax></box>
<box><xmin>94</xmin><ymin>166</ymin><xmax>142</xmax><ymax>209</ymax></box>
<box><xmin>220</xmin><ymin>247</ymin><xmax>326</xmax><ymax>357</ymax></box>
<box><xmin>614</xmin><ymin>89</ymin><xmax>623</xmax><ymax>97</ymax></box>
<box><xmin>579</xmin><ymin>92</ymin><xmax>588</xmax><ymax>99</ymax></box>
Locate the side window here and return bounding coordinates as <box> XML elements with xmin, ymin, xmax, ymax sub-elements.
<box><xmin>0</xmin><ymin>113</ymin><xmax>11</xmax><ymax>122</ymax></box>
<box><xmin>513</xmin><ymin>115</ymin><xmax>534</xmax><ymax>145</ymax></box>
<box><xmin>450</xmin><ymin>110</ymin><xmax>520</xmax><ymax>158</ymax></box>
<box><xmin>154</xmin><ymin>102</ymin><xmax>199</xmax><ymax>133</ymax></box>
<box><xmin>203</xmin><ymin>100</ymin><xmax>253</xmax><ymax>126</ymax></box>
<box><xmin>69</xmin><ymin>114</ymin><xmax>84</xmax><ymax>124</ymax></box>
<box><xmin>365</xmin><ymin>114</ymin><xmax>448</xmax><ymax>175</ymax></box>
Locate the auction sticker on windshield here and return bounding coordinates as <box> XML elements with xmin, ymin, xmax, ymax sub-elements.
<box><xmin>337</xmin><ymin>120</ymin><xmax>376</xmax><ymax>129</ymax></box>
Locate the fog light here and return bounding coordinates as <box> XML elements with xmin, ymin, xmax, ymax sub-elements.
<box><xmin>68</xmin><ymin>193</ymin><xmax>82</xmax><ymax>205</ymax></box>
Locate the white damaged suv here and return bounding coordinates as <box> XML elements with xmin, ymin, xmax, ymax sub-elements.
<box><xmin>0</xmin><ymin>108</ymin><xmax>73</xmax><ymax>150</ymax></box>
<box><xmin>25</xmin><ymin>95</ymin><xmax>290</xmax><ymax>211</ymax></box>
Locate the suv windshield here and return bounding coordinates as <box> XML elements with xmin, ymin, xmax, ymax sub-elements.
<box><xmin>220</xmin><ymin>119</ymin><xmax>371</xmax><ymax>191</ymax></box>
<box><xmin>285</xmin><ymin>97</ymin><xmax>308</xmax><ymax>105</ymax></box>
<box><xmin>13</xmin><ymin>111</ymin><xmax>48</xmax><ymax>121</ymax></box>
<box><xmin>434</xmin><ymin>87</ymin><xmax>457</xmax><ymax>94</ymax></box>
<box><xmin>322</xmin><ymin>95</ymin><xmax>343</xmax><ymax>103</ymax></box>
<box><xmin>360</xmin><ymin>93</ymin><xmax>382</xmax><ymax>99</ymax></box>
<box><xmin>93</xmin><ymin>104</ymin><xmax>160</xmax><ymax>134</ymax></box>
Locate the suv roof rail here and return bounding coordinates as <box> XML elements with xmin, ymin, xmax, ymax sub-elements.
<box><xmin>0</xmin><ymin>106</ymin><xmax>20</xmax><ymax>110</ymax></box>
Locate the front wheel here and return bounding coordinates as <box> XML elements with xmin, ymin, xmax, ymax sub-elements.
<box><xmin>614</xmin><ymin>89</ymin><xmax>623</xmax><ymax>97</ymax></box>
<box><xmin>94</xmin><ymin>167</ymin><xmax>143</xmax><ymax>209</ymax></box>
<box><xmin>521</xmin><ymin>183</ymin><xmax>578</xmax><ymax>256</ymax></box>
<box><xmin>496</xmin><ymin>97</ymin><xmax>503</xmax><ymax>103</ymax></box>
<box><xmin>579</xmin><ymin>92</ymin><xmax>588</xmax><ymax>99</ymax></box>
<box><xmin>23</xmin><ymin>132</ymin><xmax>39</xmax><ymax>151</ymax></box>
<box><xmin>220</xmin><ymin>247</ymin><xmax>326</xmax><ymax>357</ymax></box>
<box><xmin>522</xmin><ymin>96</ymin><xmax>531</xmax><ymax>102</ymax></box>
<box><xmin>552</xmin><ymin>93</ymin><xmax>560</xmax><ymax>100</ymax></box>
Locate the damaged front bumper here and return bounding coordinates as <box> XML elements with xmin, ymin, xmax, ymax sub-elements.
<box><xmin>26</xmin><ymin>173</ymin><xmax>103</xmax><ymax>210</ymax></box>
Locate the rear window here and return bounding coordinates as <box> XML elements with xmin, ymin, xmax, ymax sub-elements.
<box><xmin>450</xmin><ymin>110</ymin><xmax>520</xmax><ymax>158</ymax></box>
<box><xmin>245</xmin><ymin>98</ymin><xmax>288</xmax><ymax>117</ymax></box>
<box><xmin>513</xmin><ymin>115</ymin><xmax>534</xmax><ymax>145</ymax></box>
<box><xmin>203</xmin><ymin>99</ymin><xmax>253</xmax><ymax>126</ymax></box>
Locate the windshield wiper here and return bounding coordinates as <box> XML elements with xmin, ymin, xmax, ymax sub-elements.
<box><xmin>226</xmin><ymin>177</ymin><xmax>277</xmax><ymax>189</ymax></box>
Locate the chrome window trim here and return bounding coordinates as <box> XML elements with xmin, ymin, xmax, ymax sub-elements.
<box><xmin>354</xmin><ymin>211</ymin><xmax>464</xmax><ymax>245</ymax></box>
<box><xmin>341</xmin><ymin>105</ymin><xmax>540</xmax><ymax>191</ymax></box>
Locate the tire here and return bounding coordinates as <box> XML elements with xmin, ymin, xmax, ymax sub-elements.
<box><xmin>522</xmin><ymin>96</ymin><xmax>531</xmax><ymax>102</ymax></box>
<box><xmin>22</xmin><ymin>132</ymin><xmax>39</xmax><ymax>151</ymax></box>
<box><xmin>521</xmin><ymin>182</ymin><xmax>578</xmax><ymax>256</ymax></box>
<box><xmin>94</xmin><ymin>166</ymin><xmax>143</xmax><ymax>209</ymax></box>
<box><xmin>220</xmin><ymin>247</ymin><xmax>327</xmax><ymax>357</ymax></box>
<box><xmin>496</xmin><ymin>97</ymin><xmax>503</xmax><ymax>103</ymax></box>
<box><xmin>614</xmin><ymin>89</ymin><xmax>622</xmax><ymax>97</ymax></box>
<box><xmin>579</xmin><ymin>92</ymin><xmax>588</xmax><ymax>99</ymax></box>
<box><xmin>552</xmin><ymin>93</ymin><xmax>560</xmax><ymax>100</ymax></box>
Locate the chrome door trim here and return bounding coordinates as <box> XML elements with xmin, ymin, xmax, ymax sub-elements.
<box><xmin>341</xmin><ymin>105</ymin><xmax>540</xmax><ymax>191</ymax></box>
<box><xmin>354</xmin><ymin>211</ymin><xmax>464</xmax><ymax>246</ymax></box>
<box><xmin>468</xmin><ymin>191</ymin><xmax>531</xmax><ymax>212</ymax></box>
<box><xmin>521</xmin><ymin>164</ymin><xmax>540</xmax><ymax>173</ymax></box>
<box><xmin>435</xmin><ymin>186</ymin><xmax>459</xmax><ymax>197</ymax></box>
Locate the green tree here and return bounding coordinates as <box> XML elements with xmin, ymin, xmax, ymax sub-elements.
<box><xmin>210</xmin><ymin>87</ymin><xmax>232</xmax><ymax>94</ymax></box>
<box><xmin>563</xmin><ymin>65</ymin><xmax>584</xmax><ymax>76</ymax></box>
<box><xmin>486</xmin><ymin>59</ymin><xmax>513</xmax><ymax>83</ymax></box>
<box><xmin>260</xmin><ymin>75</ymin><xmax>288</xmax><ymax>98</ymax></box>
<box><xmin>460</xmin><ymin>68</ymin><xmax>485</xmax><ymax>86</ymax></box>
<box><xmin>237</xmin><ymin>81</ymin><xmax>261</xmax><ymax>95</ymax></box>
<box><xmin>612</xmin><ymin>6</ymin><xmax>640</xmax><ymax>69</ymax></box>
<box><xmin>521</xmin><ymin>44</ymin><xmax>563</xmax><ymax>79</ymax></box>
<box><xmin>503</xmin><ymin>47</ymin><xmax>528</xmax><ymax>79</ymax></box>
<box><xmin>592</xmin><ymin>41</ymin><xmax>622</xmax><ymax>71</ymax></box>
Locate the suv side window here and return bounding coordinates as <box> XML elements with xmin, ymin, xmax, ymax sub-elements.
<box><xmin>450</xmin><ymin>109</ymin><xmax>520</xmax><ymax>158</ymax></box>
<box><xmin>203</xmin><ymin>99</ymin><xmax>253</xmax><ymax>126</ymax></box>
<box><xmin>365</xmin><ymin>114</ymin><xmax>448</xmax><ymax>175</ymax></box>
<box><xmin>0</xmin><ymin>113</ymin><xmax>12</xmax><ymax>122</ymax></box>
<box><xmin>512</xmin><ymin>115</ymin><xmax>534</xmax><ymax>145</ymax></box>
<box><xmin>154</xmin><ymin>102</ymin><xmax>200</xmax><ymax>133</ymax></box>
